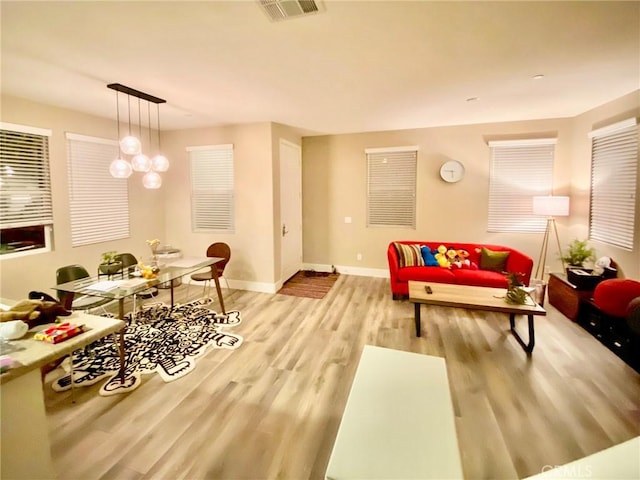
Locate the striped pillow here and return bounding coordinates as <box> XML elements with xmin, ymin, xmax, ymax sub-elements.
<box><xmin>394</xmin><ymin>243</ymin><xmax>425</xmax><ymax>268</ymax></box>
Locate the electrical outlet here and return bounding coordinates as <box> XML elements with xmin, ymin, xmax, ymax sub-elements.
<box><xmin>356</xmin><ymin>253</ymin><xmax>362</xmax><ymax>261</ymax></box>
<box><xmin>544</xmin><ymin>266</ymin><xmax>551</xmax><ymax>274</ymax></box>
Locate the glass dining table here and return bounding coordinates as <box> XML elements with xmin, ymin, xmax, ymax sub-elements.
<box><xmin>52</xmin><ymin>256</ymin><xmax>226</xmax><ymax>320</ymax></box>
<box><xmin>51</xmin><ymin>256</ymin><xmax>226</xmax><ymax>385</ymax></box>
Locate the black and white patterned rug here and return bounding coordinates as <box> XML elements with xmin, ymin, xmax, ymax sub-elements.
<box><xmin>52</xmin><ymin>298</ymin><xmax>243</xmax><ymax>396</ymax></box>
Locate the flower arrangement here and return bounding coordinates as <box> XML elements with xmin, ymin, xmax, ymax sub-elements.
<box><xmin>146</xmin><ymin>238</ymin><xmax>161</xmax><ymax>256</ymax></box>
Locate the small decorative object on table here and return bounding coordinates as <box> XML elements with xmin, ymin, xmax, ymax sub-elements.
<box><xmin>99</xmin><ymin>250</ymin><xmax>122</xmax><ymax>276</ymax></box>
<box><xmin>561</xmin><ymin>239</ymin><xmax>596</xmax><ymax>272</ymax></box>
<box><xmin>505</xmin><ymin>272</ymin><xmax>530</xmax><ymax>305</ymax></box>
<box><xmin>146</xmin><ymin>238</ymin><xmax>161</xmax><ymax>267</ymax></box>
<box><xmin>34</xmin><ymin>322</ymin><xmax>84</xmax><ymax>344</ymax></box>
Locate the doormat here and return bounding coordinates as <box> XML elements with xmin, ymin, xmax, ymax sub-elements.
<box><xmin>51</xmin><ymin>298</ymin><xmax>243</xmax><ymax>396</ymax></box>
<box><xmin>277</xmin><ymin>270</ymin><xmax>339</xmax><ymax>299</ymax></box>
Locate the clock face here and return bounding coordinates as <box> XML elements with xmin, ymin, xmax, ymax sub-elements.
<box><xmin>439</xmin><ymin>160</ymin><xmax>465</xmax><ymax>183</ymax></box>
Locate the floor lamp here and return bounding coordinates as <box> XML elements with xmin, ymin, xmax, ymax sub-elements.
<box><xmin>533</xmin><ymin>196</ymin><xmax>570</xmax><ymax>280</ymax></box>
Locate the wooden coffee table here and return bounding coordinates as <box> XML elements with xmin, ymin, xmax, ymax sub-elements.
<box><xmin>408</xmin><ymin>281</ymin><xmax>546</xmax><ymax>353</ymax></box>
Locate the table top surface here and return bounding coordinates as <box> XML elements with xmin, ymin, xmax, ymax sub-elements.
<box><xmin>1</xmin><ymin>311</ymin><xmax>125</xmax><ymax>384</ymax></box>
<box><xmin>326</xmin><ymin>345</ymin><xmax>463</xmax><ymax>479</ymax></box>
<box><xmin>409</xmin><ymin>281</ymin><xmax>546</xmax><ymax>316</ymax></box>
<box><xmin>52</xmin><ymin>256</ymin><xmax>222</xmax><ymax>300</ymax></box>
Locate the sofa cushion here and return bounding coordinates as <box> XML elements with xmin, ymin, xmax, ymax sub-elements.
<box><xmin>397</xmin><ymin>266</ymin><xmax>456</xmax><ymax>283</ymax></box>
<box><xmin>593</xmin><ymin>279</ymin><xmax>640</xmax><ymax>318</ymax></box>
<box><xmin>479</xmin><ymin>247</ymin><xmax>510</xmax><ymax>272</ymax></box>
<box><xmin>451</xmin><ymin>269</ymin><xmax>509</xmax><ymax>288</ymax></box>
<box><xmin>421</xmin><ymin>246</ymin><xmax>439</xmax><ymax>266</ymax></box>
<box><xmin>394</xmin><ymin>243</ymin><xmax>425</xmax><ymax>268</ymax></box>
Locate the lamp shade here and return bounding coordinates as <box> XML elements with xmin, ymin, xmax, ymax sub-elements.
<box><xmin>533</xmin><ymin>196</ymin><xmax>570</xmax><ymax>217</ymax></box>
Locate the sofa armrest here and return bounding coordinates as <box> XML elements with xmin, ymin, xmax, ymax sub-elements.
<box><xmin>505</xmin><ymin>249</ymin><xmax>534</xmax><ymax>286</ymax></box>
<box><xmin>387</xmin><ymin>242</ymin><xmax>400</xmax><ymax>279</ymax></box>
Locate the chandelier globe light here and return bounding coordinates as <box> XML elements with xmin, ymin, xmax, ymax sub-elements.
<box><xmin>143</xmin><ymin>171</ymin><xmax>162</xmax><ymax>189</ymax></box>
<box><xmin>131</xmin><ymin>153</ymin><xmax>151</xmax><ymax>172</ymax></box>
<box><xmin>120</xmin><ymin>135</ymin><xmax>142</xmax><ymax>156</ymax></box>
<box><xmin>151</xmin><ymin>154</ymin><xmax>169</xmax><ymax>172</ymax></box>
<box><xmin>108</xmin><ymin>83</ymin><xmax>169</xmax><ymax>188</ymax></box>
<box><xmin>109</xmin><ymin>157</ymin><xmax>133</xmax><ymax>178</ymax></box>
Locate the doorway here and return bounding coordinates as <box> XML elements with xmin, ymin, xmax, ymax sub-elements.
<box><xmin>279</xmin><ymin>139</ymin><xmax>302</xmax><ymax>283</ymax></box>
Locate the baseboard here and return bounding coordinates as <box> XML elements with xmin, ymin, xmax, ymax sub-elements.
<box><xmin>188</xmin><ymin>265</ymin><xmax>389</xmax><ymax>295</ymax></box>
<box><xmin>303</xmin><ymin>263</ymin><xmax>389</xmax><ymax>278</ymax></box>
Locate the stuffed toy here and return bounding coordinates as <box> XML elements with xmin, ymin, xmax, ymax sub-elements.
<box><xmin>592</xmin><ymin>256</ymin><xmax>611</xmax><ymax>276</ymax></box>
<box><xmin>434</xmin><ymin>245</ymin><xmax>451</xmax><ymax>268</ymax></box>
<box><xmin>0</xmin><ymin>299</ymin><xmax>71</xmax><ymax>329</ymax></box>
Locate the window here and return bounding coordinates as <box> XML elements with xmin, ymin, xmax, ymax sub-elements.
<box><xmin>488</xmin><ymin>139</ymin><xmax>556</xmax><ymax>233</ymax></box>
<box><xmin>0</xmin><ymin>122</ymin><xmax>53</xmax><ymax>258</ymax></box>
<box><xmin>366</xmin><ymin>146</ymin><xmax>418</xmax><ymax>228</ymax></box>
<box><xmin>588</xmin><ymin>118</ymin><xmax>638</xmax><ymax>250</ymax></box>
<box><xmin>66</xmin><ymin>133</ymin><xmax>130</xmax><ymax>246</ymax></box>
<box><xmin>187</xmin><ymin>144</ymin><xmax>234</xmax><ymax>232</ymax></box>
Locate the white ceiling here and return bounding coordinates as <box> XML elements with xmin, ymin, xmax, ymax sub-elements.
<box><xmin>1</xmin><ymin>1</ymin><xmax>638</xmax><ymax>136</ymax></box>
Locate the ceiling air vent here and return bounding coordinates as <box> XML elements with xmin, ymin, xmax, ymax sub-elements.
<box><xmin>258</xmin><ymin>0</ymin><xmax>322</xmax><ymax>22</ymax></box>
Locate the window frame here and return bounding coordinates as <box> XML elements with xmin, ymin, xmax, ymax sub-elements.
<box><xmin>487</xmin><ymin>138</ymin><xmax>557</xmax><ymax>233</ymax></box>
<box><xmin>187</xmin><ymin>144</ymin><xmax>235</xmax><ymax>233</ymax></box>
<box><xmin>0</xmin><ymin>122</ymin><xmax>54</xmax><ymax>259</ymax></box>
<box><xmin>366</xmin><ymin>146</ymin><xmax>418</xmax><ymax>229</ymax></box>
<box><xmin>588</xmin><ymin>118</ymin><xmax>638</xmax><ymax>251</ymax></box>
<box><xmin>66</xmin><ymin>132</ymin><xmax>130</xmax><ymax>247</ymax></box>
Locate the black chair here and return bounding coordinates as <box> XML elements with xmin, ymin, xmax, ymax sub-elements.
<box><xmin>114</xmin><ymin>253</ymin><xmax>158</xmax><ymax>311</ymax></box>
<box><xmin>187</xmin><ymin>243</ymin><xmax>231</xmax><ymax>304</ymax></box>
<box><xmin>56</xmin><ymin>264</ymin><xmax>112</xmax><ymax>312</ymax></box>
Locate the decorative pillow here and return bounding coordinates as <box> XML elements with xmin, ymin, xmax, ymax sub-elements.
<box><xmin>479</xmin><ymin>247</ymin><xmax>510</xmax><ymax>272</ymax></box>
<box><xmin>394</xmin><ymin>243</ymin><xmax>425</xmax><ymax>268</ymax></box>
<box><xmin>421</xmin><ymin>246</ymin><xmax>439</xmax><ymax>266</ymax></box>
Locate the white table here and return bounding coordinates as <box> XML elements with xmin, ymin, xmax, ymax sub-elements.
<box><xmin>524</xmin><ymin>436</ymin><xmax>640</xmax><ymax>479</ymax></box>
<box><xmin>1</xmin><ymin>311</ymin><xmax>125</xmax><ymax>479</ymax></box>
<box><xmin>325</xmin><ymin>345</ymin><xmax>463</xmax><ymax>479</ymax></box>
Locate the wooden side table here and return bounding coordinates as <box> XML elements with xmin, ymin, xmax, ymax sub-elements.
<box><xmin>548</xmin><ymin>272</ymin><xmax>594</xmax><ymax>321</ymax></box>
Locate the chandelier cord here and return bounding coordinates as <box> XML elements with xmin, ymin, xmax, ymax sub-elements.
<box><xmin>156</xmin><ymin>103</ymin><xmax>162</xmax><ymax>150</ymax></box>
<box><xmin>115</xmin><ymin>90</ymin><xmax>121</xmax><ymax>149</ymax></box>
<box><xmin>127</xmin><ymin>94</ymin><xmax>132</xmax><ymax>135</ymax></box>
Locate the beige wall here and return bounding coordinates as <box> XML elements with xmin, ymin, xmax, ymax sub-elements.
<box><xmin>161</xmin><ymin>123</ymin><xmax>276</xmax><ymax>289</ymax></box>
<box><xmin>1</xmin><ymin>90</ymin><xmax>638</xmax><ymax>302</ymax></box>
<box><xmin>302</xmin><ymin>90</ymin><xmax>640</xmax><ymax>280</ymax></box>
<box><xmin>0</xmin><ymin>95</ymin><xmax>166</xmax><ymax>301</ymax></box>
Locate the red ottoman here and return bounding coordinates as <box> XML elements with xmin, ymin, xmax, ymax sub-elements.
<box><xmin>593</xmin><ymin>279</ymin><xmax>640</xmax><ymax>318</ymax></box>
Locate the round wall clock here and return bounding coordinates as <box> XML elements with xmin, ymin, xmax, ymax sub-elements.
<box><xmin>439</xmin><ymin>160</ymin><xmax>465</xmax><ymax>183</ymax></box>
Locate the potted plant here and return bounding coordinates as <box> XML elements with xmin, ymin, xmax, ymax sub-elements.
<box><xmin>561</xmin><ymin>239</ymin><xmax>595</xmax><ymax>271</ymax></box>
<box><xmin>99</xmin><ymin>250</ymin><xmax>122</xmax><ymax>275</ymax></box>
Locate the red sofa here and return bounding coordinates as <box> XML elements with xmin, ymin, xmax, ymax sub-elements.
<box><xmin>388</xmin><ymin>241</ymin><xmax>534</xmax><ymax>299</ymax></box>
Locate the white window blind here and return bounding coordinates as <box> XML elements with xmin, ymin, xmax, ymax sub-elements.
<box><xmin>0</xmin><ymin>123</ymin><xmax>53</xmax><ymax>229</ymax></box>
<box><xmin>187</xmin><ymin>144</ymin><xmax>235</xmax><ymax>232</ymax></box>
<box><xmin>488</xmin><ymin>139</ymin><xmax>556</xmax><ymax>233</ymax></box>
<box><xmin>366</xmin><ymin>146</ymin><xmax>418</xmax><ymax>228</ymax></box>
<box><xmin>66</xmin><ymin>133</ymin><xmax>130</xmax><ymax>246</ymax></box>
<box><xmin>588</xmin><ymin>118</ymin><xmax>638</xmax><ymax>250</ymax></box>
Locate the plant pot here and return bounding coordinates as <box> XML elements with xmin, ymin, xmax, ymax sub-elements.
<box><xmin>99</xmin><ymin>261</ymin><xmax>122</xmax><ymax>275</ymax></box>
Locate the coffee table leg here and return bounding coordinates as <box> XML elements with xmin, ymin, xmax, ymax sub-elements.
<box><xmin>414</xmin><ymin>302</ymin><xmax>421</xmax><ymax>337</ymax></box>
<box><xmin>509</xmin><ymin>313</ymin><xmax>535</xmax><ymax>354</ymax></box>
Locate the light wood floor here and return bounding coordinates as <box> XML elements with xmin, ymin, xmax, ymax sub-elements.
<box><xmin>44</xmin><ymin>275</ymin><xmax>640</xmax><ymax>480</ymax></box>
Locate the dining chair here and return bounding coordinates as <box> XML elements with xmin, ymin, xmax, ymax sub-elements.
<box><xmin>114</xmin><ymin>252</ymin><xmax>158</xmax><ymax>315</ymax></box>
<box><xmin>55</xmin><ymin>264</ymin><xmax>112</xmax><ymax>313</ymax></box>
<box><xmin>187</xmin><ymin>242</ymin><xmax>231</xmax><ymax>303</ymax></box>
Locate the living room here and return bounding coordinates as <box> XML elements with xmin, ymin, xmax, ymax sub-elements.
<box><xmin>1</xmin><ymin>1</ymin><xmax>639</xmax><ymax>479</ymax></box>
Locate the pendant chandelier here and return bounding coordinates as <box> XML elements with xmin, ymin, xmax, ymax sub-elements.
<box><xmin>107</xmin><ymin>83</ymin><xmax>169</xmax><ymax>189</ymax></box>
